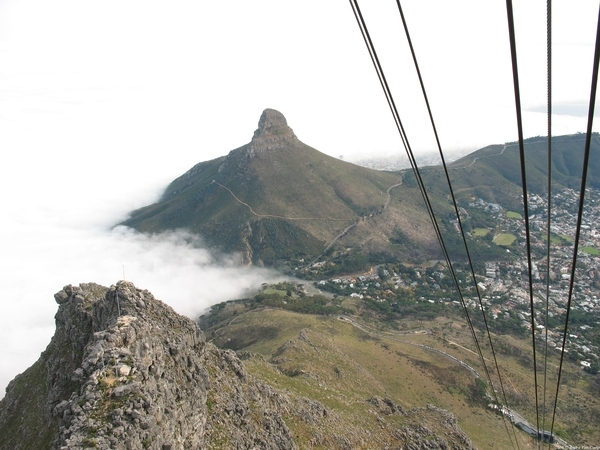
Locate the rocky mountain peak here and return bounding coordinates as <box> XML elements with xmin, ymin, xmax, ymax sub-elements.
<box><xmin>0</xmin><ymin>282</ymin><xmax>300</xmax><ymax>450</ymax></box>
<box><xmin>247</xmin><ymin>108</ymin><xmax>298</xmax><ymax>155</ymax></box>
<box><xmin>253</xmin><ymin>109</ymin><xmax>294</xmax><ymax>137</ymax></box>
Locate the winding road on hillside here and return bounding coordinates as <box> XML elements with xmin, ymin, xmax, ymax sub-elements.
<box><xmin>384</xmin><ymin>180</ymin><xmax>403</xmax><ymax>209</ymax></box>
<box><xmin>320</xmin><ymin>178</ymin><xmax>404</xmax><ymax>254</ymax></box>
<box><xmin>452</xmin><ymin>144</ymin><xmax>512</xmax><ymax>169</ymax></box>
<box><xmin>212</xmin><ymin>180</ymin><xmax>352</xmax><ymax>221</ymax></box>
<box><xmin>213</xmin><ymin>178</ymin><xmax>402</xmax><ymax>227</ymax></box>
<box><xmin>336</xmin><ymin>315</ymin><xmax>482</xmax><ymax>379</ymax></box>
<box><xmin>337</xmin><ymin>315</ymin><xmax>569</xmax><ymax>447</ymax></box>
<box><xmin>213</xmin><ymin>176</ymin><xmax>404</xmax><ymax>270</ymax></box>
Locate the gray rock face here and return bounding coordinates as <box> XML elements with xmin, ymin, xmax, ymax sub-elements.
<box><xmin>216</xmin><ymin>108</ymin><xmax>301</xmax><ymax>172</ymax></box>
<box><xmin>247</xmin><ymin>108</ymin><xmax>299</xmax><ymax>156</ymax></box>
<box><xmin>253</xmin><ymin>108</ymin><xmax>295</xmax><ymax>139</ymax></box>
<box><xmin>0</xmin><ymin>282</ymin><xmax>299</xmax><ymax>450</ymax></box>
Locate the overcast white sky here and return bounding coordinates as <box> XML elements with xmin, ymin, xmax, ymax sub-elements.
<box><xmin>0</xmin><ymin>0</ymin><xmax>598</xmax><ymax>395</ymax></box>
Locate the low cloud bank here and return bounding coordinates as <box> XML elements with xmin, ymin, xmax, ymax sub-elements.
<box><xmin>0</xmin><ymin>220</ymin><xmax>285</xmax><ymax>398</ymax></box>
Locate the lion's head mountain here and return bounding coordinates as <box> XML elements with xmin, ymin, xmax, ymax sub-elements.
<box><xmin>122</xmin><ymin>109</ymin><xmax>600</xmax><ymax>272</ymax></box>
<box><xmin>120</xmin><ymin>109</ymin><xmax>442</xmax><ymax>268</ymax></box>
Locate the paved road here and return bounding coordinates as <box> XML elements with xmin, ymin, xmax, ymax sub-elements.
<box><xmin>337</xmin><ymin>315</ymin><xmax>481</xmax><ymax>379</ymax></box>
<box><xmin>337</xmin><ymin>315</ymin><xmax>573</xmax><ymax>447</ymax></box>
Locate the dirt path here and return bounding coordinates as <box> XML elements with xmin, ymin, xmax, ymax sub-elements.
<box><xmin>465</xmin><ymin>144</ymin><xmax>510</xmax><ymax>168</ymax></box>
<box><xmin>384</xmin><ymin>180</ymin><xmax>403</xmax><ymax>209</ymax></box>
<box><xmin>337</xmin><ymin>315</ymin><xmax>482</xmax><ymax>379</ymax></box>
<box><xmin>214</xmin><ymin>175</ymin><xmax>404</xmax><ymax>269</ymax></box>
<box><xmin>212</xmin><ymin>180</ymin><xmax>351</xmax><ymax>221</ymax></box>
<box><xmin>308</xmin><ymin>176</ymin><xmax>403</xmax><ymax>263</ymax></box>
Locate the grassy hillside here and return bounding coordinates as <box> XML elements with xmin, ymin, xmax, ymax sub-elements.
<box><xmin>443</xmin><ymin>133</ymin><xmax>600</xmax><ymax>210</ymax></box>
<box><xmin>201</xmin><ymin>306</ymin><xmax>522</xmax><ymax>448</ymax></box>
<box><xmin>123</xmin><ymin>141</ymin><xmax>402</xmax><ymax>264</ymax></box>
<box><xmin>200</xmin><ymin>300</ymin><xmax>600</xmax><ymax>448</ymax></box>
<box><xmin>123</xmin><ymin>112</ymin><xmax>599</xmax><ymax>271</ymax></box>
<box><xmin>121</xmin><ymin>109</ymin><xmax>434</xmax><ymax>266</ymax></box>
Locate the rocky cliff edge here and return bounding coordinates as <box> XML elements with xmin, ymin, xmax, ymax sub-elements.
<box><xmin>0</xmin><ymin>281</ymin><xmax>476</xmax><ymax>449</ymax></box>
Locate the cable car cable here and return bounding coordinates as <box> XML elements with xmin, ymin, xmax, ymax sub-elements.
<box><xmin>505</xmin><ymin>0</ymin><xmax>542</xmax><ymax>437</ymax></box>
<box><xmin>350</xmin><ymin>1</ymin><xmax>519</xmax><ymax>447</ymax></box>
<box><xmin>549</xmin><ymin>4</ymin><xmax>600</xmax><ymax>438</ymax></box>
<box><xmin>393</xmin><ymin>2</ymin><xmax>520</xmax><ymax>446</ymax></box>
<box><xmin>541</xmin><ymin>0</ymin><xmax>553</xmax><ymax>445</ymax></box>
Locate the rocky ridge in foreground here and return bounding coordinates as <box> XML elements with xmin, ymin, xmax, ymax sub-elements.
<box><xmin>0</xmin><ymin>281</ymin><xmax>476</xmax><ymax>449</ymax></box>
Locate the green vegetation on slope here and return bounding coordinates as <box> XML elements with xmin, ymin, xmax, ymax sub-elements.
<box><xmin>122</xmin><ymin>138</ymin><xmax>400</xmax><ymax>265</ymax></box>
<box><xmin>0</xmin><ymin>360</ymin><xmax>58</xmax><ymax>450</ymax></box>
<box><xmin>201</xmin><ymin>291</ymin><xmax>600</xmax><ymax>447</ymax></box>
<box><xmin>201</xmin><ymin>305</ymin><xmax>519</xmax><ymax>448</ymax></box>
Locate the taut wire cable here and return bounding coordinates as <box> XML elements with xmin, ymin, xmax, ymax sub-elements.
<box><xmin>393</xmin><ymin>2</ymin><xmax>520</xmax><ymax>446</ymax></box>
<box><xmin>505</xmin><ymin>0</ymin><xmax>541</xmax><ymax>437</ymax></box>
<box><xmin>542</xmin><ymin>0</ymin><xmax>552</xmax><ymax>445</ymax></box>
<box><xmin>550</xmin><ymin>3</ymin><xmax>600</xmax><ymax>438</ymax></box>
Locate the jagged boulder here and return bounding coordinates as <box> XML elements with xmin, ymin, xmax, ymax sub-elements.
<box><xmin>246</xmin><ymin>108</ymin><xmax>299</xmax><ymax>156</ymax></box>
<box><xmin>0</xmin><ymin>282</ymin><xmax>299</xmax><ymax>450</ymax></box>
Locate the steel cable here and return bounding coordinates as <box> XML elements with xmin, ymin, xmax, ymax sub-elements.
<box><xmin>550</xmin><ymin>3</ymin><xmax>600</xmax><ymax>438</ymax></box>
<box><xmin>393</xmin><ymin>2</ymin><xmax>521</xmax><ymax>446</ymax></box>
<box><xmin>541</xmin><ymin>0</ymin><xmax>552</xmax><ymax>446</ymax></box>
<box><xmin>505</xmin><ymin>0</ymin><xmax>541</xmax><ymax>437</ymax></box>
<box><xmin>349</xmin><ymin>1</ymin><xmax>518</xmax><ymax>447</ymax></box>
